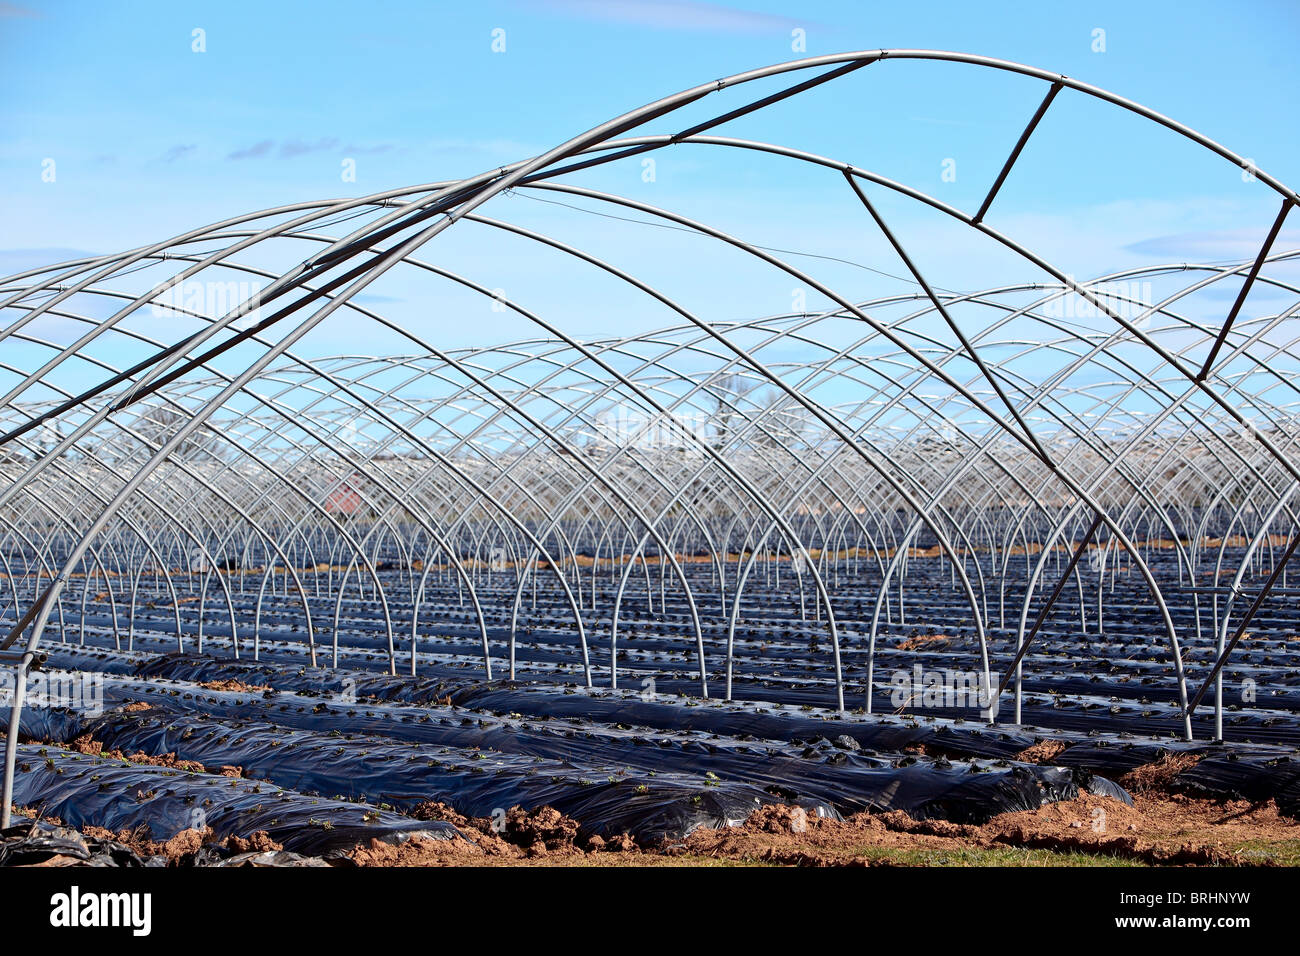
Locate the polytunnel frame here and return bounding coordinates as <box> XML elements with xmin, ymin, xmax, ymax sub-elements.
<box><xmin>3</xmin><ymin>295</ymin><xmax>1294</xmax><ymax>749</ymax></box>
<box><xmin>1</xmin><ymin>49</ymin><xmax>1298</xmax><ymax>826</ymax></box>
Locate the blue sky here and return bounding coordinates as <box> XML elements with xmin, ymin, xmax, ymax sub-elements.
<box><xmin>3</xmin><ymin>0</ymin><xmax>1299</xmax><ymax>354</ymax></box>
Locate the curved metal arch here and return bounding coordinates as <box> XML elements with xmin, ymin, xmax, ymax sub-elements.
<box><xmin>4</xmin><ymin>50</ymin><xmax>1300</xmax><ymax>828</ymax></box>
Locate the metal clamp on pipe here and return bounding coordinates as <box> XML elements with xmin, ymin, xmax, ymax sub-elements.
<box><xmin>0</xmin><ymin>650</ymin><xmax>46</xmax><ymax>671</ymax></box>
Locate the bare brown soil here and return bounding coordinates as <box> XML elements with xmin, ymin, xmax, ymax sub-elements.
<box><xmin>77</xmin><ymin>823</ymin><xmax>285</xmax><ymax>863</ymax></box>
<box><xmin>1013</xmin><ymin>738</ymin><xmax>1069</xmax><ymax>763</ymax></box>
<box><xmin>1119</xmin><ymin>752</ymin><xmax>1203</xmax><ymax>792</ymax></box>
<box><xmin>10</xmin><ymin>743</ymin><xmax>1296</xmax><ymax>868</ymax></box>
<box><xmin>343</xmin><ymin>787</ymin><xmax>1300</xmax><ymax>867</ymax></box>
<box><xmin>350</xmin><ymin>802</ymin><xmax>640</xmax><ymax>864</ymax></box>
<box><xmin>897</xmin><ymin>634</ymin><xmax>954</xmax><ymax>651</ymax></box>
<box><xmin>65</xmin><ymin>730</ymin><xmax>244</xmax><ymax>777</ymax></box>
<box><xmin>70</xmin><ymin>732</ymin><xmax>207</xmax><ymax>774</ymax></box>
<box><xmin>11</xmin><ymin>786</ymin><xmax>1297</xmax><ymax>867</ymax></box>
<box><xmin>656</xmin><ymin>796</ymin><xmax>1241</xmax><ymax>866</ymax></box>
<box><xmin>196</xmin><ymin>679</ymin><xmax>272</xmax><ymax>693</ymax></box>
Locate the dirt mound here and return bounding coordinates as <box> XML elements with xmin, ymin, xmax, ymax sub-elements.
<box><xmin>160</xmin><ymin>827</ymin><xmax>212</xmax><ymax>863</ymax></box>
<box><xmin>748</xmin><ymin>804</ymin><xmax>811</xmax><ymax>834</ymax></box>
<box><xmin>78</xmin><ymin>818</ymin><xmax>287</xmax><ymax>864</ymax></box>
<box><xmin>225</xmin><ymin>830</ymin><xmax>283</xmax><ymax>854</ymax></box>
<box><xmin>672</xmin><ymin>805</ymin><xmax>942</xmax><ymax>866</ymax></box>
<box><xmin>70</xmin><ymin>732</ymin><xmax>206</xmax><ymax>774</ymax></box>
<box><xmin>898</xmin><ymin>634</ymin><xmax>953</xmax><ymax>651</ymax></box>
<box><xmin>354</xmin><ymin>802</ymin><xmax>635</xmax><ymax>865</ymax></box>
<box><xmin>409</xmin><ymin>801</ymin><xmax>601</xmax><ymax>857</ymax></box>
<box><xmin>665</xmin><ymin>793</ymin><xmax>1296</xmax><ymax>868</ymax></box>
<box><xmin>877</xmin><ymin>810</ymin><xmax>976</xmax><ymax>838</ymax></box>
<box><xmin>197</xmin><ymin>679</ymin><xmax>271</xmax><ymax>693</ymax></box>
<box><xmin>348</xmin><ymin>833</ymin><xmax>485</xmax><ymax>866</ymax></box>
<box><xmin>978</xmin><ymin>792</ymin><xmax>1293</xmax><ymax>865</ymax></box>
<box><xmin>80</xmin><ymin>823</ymin><xmax>218</xmax><ymax>863</ymax></box>
<box><xmin>989</xmin><ymin>792</ymin><xmax>1146</xmax><ymax>833</ymax></box>
<box><xmin>1120</xmin><ymin>752</ymin><xmax>1203</xmax><ymax>793</ymax></box>
<box><xmin>504</xmin><ymin>805</ymin><xmax>582</xmax><ymax>854</ymax></box>
<box><xmin>410</xmin><ymin>800</ymin><xmax>517</xmax><ymax>856</ymax></box>
<box><xmin>1014</xmin><ymin>739</ymin><xmax>1069</xmax><ymax>764</ymax></box>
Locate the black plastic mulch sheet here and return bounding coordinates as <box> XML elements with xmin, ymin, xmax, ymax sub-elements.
<box><xmin>35</xmin><ymin>644</ymin><xmax>152</xmax><ymax>674</ymax></box>
<box><xmin>1012</xmin><ymin>738</ymin><xmax>1300</xmax><ymax>820</ymax></box>
<box><xmin>8</xmin><ymin>743</ymin><xmax>460</xmax><ymax>854</ymax></box>
<box><xmin>132</xmin><ymin>652</ymin><xmax>1046</xmax><ymax>758</ymax></box>
<box><xmin>98</xmin><ymin>630</ymin><xmax>1300</xmax><ymax>744</ymax></box>
<box><xmin>45</xmin><ymin>649</ymin><xmax>1300</xmax><ymax>824</ymax></box>
<box><xmin>1054</xmin><ymin>739</ymin><xmax>1300</xmax><ymax>816</ymax></box>
<box><xmin>134</xmin><ymin>651</ymin><xmax>487</xmax><ymax>707</ymax></box>
<box><xmin>1177</xmin><ymin>751</ymin><xmax>1300</xmax><ymax>815</ymax></box>
<box><xmin>84</xmin><ymin>709</ymin><xmax>841</xmax><ymax>842</ymax></box>
<box><xmin>0</xmin><ymin>819</ymin><xmax>147</xmax><ymax>867</ymax></box>
<box><xmin>0</xmin><ymin>819</ymin><xmax>330</xmax><ymax>867</ymax></box>
<box><xmin>65</xmin><ymin>673</ymin><xmax>1121</xmax><ymax>824</ymax></box>
<box><xmin>14</xmin><ymin>699</ymin><xmax>85</xmax><ymax>743</ymax></box>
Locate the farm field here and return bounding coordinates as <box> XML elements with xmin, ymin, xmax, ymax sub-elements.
<box><xmin>4</xmin><ymin>538</ymin><xmax>1298</xmax><ymax>867</ymax></box>
<box><xmin>3</xmin><ymin>10</ymin><xmax>1299</xmax><ymax>912</ymax></box>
